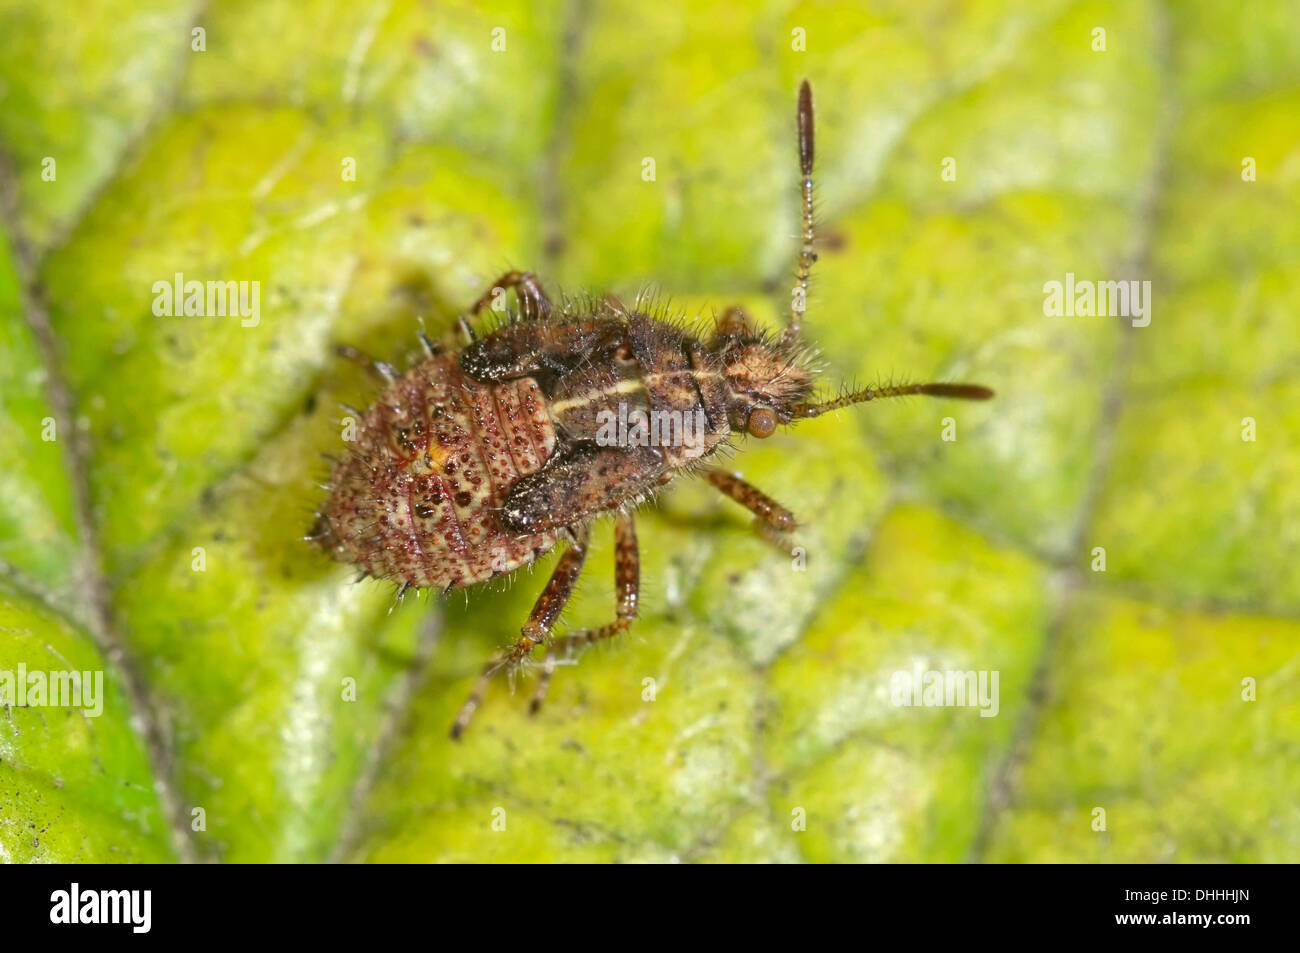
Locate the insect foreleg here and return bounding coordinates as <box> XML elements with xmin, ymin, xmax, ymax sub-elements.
<box><xmin>704</xmin><ymin>468</ymin><xmax>798</xmax><ymax>535</ymax></box>
<box><xmin>712</xmin><ymin>305</ymin><xmax>755</xmax><ymax>340</ymax></box>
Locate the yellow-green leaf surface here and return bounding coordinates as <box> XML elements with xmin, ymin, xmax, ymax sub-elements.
<box><xmin>0</xmin><ymin>0</ymin><xmax>1295</xmax><ymax>862</ymax></box>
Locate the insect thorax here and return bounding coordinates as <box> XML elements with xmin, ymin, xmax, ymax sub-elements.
<box><xmin>538</xmin><ymin>312</ymin><xmax>734</xmax><ymax>467</ymax></box>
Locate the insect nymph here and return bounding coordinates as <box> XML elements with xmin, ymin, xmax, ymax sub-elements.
<box><xmin>311</xmin><ymin>81</ymin><xmax>993</xmax><ymax>738</ymax></box>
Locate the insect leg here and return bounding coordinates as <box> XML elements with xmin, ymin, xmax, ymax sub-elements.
<box><xmin>712</xmin><ymin>305</ymin><xmax>753</xmax><ymax>340</ymax></box>
<box><xmin>784</xmin><ymin>80</ymin><xmax>817</xmax><ymax>342</ymax></box>
<box><xmin>530</xmin><ymin>513</ymin><xmax>639</xmax><ymax>716</ymax></box>
<box><xmin>704</xmin><ymin>468</ymin><xmax>797</xmax><ymax>536</ymax></box>
<box><xmin>450</xmin><ymin>525</ymin><xmax>591</xmax><ymax>739</ymax></box>
<box><xmin>461</xmin><ymin>270</ymin><xmax>554</xmax><ymax>331</ymax></box>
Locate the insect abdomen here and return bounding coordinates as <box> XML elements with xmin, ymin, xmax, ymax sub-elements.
<box><xmin>315</xmin><ymin>354</ymin><xmax>559</xmax><ymax>591</ymax></box>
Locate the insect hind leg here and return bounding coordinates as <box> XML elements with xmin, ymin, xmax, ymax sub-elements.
<box><xmin>529</xmin><ymin>514</ymin><xmax>640</xmax><ymax>716</ymax></box>
<box><xmin>450</xmin><ymin>524</ymin><xmax>590</xmax><ymax>739</ymax></box>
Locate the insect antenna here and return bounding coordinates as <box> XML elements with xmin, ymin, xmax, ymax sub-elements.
<box><xmin>791</xmin><ymin>382</ymin><xmax>994</xmax><ymax>418</ymax></box>
<box><xmin>784</xmin><ymin>79</ymin><xmax>817</xmax><ymax>343</ymax></box>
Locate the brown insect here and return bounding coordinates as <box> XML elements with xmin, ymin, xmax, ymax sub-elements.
<box><xmin>310</xmin><ymin>81</ymin><xmax>993</xmax><ymax>738</ymax></box>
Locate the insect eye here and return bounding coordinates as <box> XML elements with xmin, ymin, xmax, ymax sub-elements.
<box><xmin>746</xmin><ymin>408</ymin><xmax>778</xmax><ymax>438</ymax></box>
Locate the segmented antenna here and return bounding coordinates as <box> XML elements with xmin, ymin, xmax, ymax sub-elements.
<box><xmin>786</xmin><ymin>79</ymin><xmax>817</xmax><ymax>342</ymax></box>
<box><xmin>792</xmin><ymin>382</ymin><xmax>994</xmax><ymax>418</ymax></box>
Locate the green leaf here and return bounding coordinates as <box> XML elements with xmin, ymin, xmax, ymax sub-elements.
<box><xmin>0</xmin><ymin>581</ymin><xmax>175</xmax><ymax>862</ymax></box>
<box><xmin>0</xmin><ymin>0</ymin><xmax>1295</xmax><ymax>863</ymax></box>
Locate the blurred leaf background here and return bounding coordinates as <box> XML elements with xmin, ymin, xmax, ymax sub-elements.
<box><xmin>0</xmin><ymin>0</ymin><xmax>1297</xmax><ymax>863</ymax></box>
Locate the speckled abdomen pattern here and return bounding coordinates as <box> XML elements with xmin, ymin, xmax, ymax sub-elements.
<box><xmin>316</xmin><ymin>354</ymin><xmax>559</xmax><ymax>591</ymax></box>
